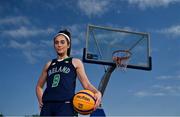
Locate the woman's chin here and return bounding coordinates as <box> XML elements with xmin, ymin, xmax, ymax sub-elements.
<box><xmin>57</xmin><ymin>52</ymin><xmax>65</xmax><ymax>56</ymax></box>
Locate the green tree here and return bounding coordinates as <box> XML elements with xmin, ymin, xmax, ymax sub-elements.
<box><xmin>0</xmin><ymin>112</ymin><xmax>3</xmax><ymax>117</ymax></box>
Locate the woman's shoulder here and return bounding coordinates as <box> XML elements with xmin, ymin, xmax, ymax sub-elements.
<box><xmin>72</xmin><ymin>57</ymin><xmax>81</xmax><ymax>62</ymax></box>
<box><xmin>72</xmin><ymin>58</ymin><xmax>83</xmax><ymax>68</ymax></box>
<box><xmin>43</xmin><ymin>59</ymin><xmax>55</xmax><ymax>70</ymax></box>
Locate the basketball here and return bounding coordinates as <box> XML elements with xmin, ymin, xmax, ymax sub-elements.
<box><xmin>73</xmin><ymin>90</ymin><xmax>96</xmax><ymax>115</ymax></box>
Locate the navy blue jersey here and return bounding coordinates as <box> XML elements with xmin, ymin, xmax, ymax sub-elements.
<box><xmin>42</xmin><ymin>57</ymin><xmax>77</xmax><ymax>102</ymax></box>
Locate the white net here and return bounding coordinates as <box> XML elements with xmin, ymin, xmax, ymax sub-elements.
<box><xmin>112</xmin><ymin>50</ymin><xmax>131</xmax><ymax>71</ymax></box>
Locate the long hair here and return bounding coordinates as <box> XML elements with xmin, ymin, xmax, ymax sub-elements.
<box><xmin>54</xmin><ymin>29</ymin><xmax>71</xmax><ymax>56</ymax></box>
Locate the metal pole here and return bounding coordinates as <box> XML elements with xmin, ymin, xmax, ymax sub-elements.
<box><xmin>98</xmin><ymin>65</ymin><xmax>116</xmax><ymax>97</ymax></box>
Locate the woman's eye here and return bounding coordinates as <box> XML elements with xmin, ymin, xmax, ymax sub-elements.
<box><xmin>55</xmin><ymin>41</ymin><xmax>59</xmax><ymax>44</ymax></box>
<box><xmin>60</xmin><ymin>40</ymin><xmax>65</xmax><ymax>44</ymax></box>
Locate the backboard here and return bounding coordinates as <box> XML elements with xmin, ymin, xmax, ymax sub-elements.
<box><xmin>83</xmin><ymin>24</ymin><xmax>152</xmax><ymax>71</ymax></box>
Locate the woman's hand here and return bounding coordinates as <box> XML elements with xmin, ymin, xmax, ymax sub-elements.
<box><xmin>94</xmin><ymin>91</ymin><xmax>102</xmax><ymax>110</ymax></box>
<box><xmin>38</xmin><ymin>100</ymin><xmax>43</xmax><ymax>111</ymax></box>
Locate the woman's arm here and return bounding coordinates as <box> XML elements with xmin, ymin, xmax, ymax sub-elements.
<box><xmin>72</xmin><ymin>58</ymin><xmax>102</xmax><ymax>110</ymax></box>
<box><xmin>36</xmin><ymin>61</ymin><xmax>51</xmax><ymax>109</ymax></box>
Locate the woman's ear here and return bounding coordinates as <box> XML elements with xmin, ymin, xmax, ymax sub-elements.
<box><xmin>67</xmin><ymin>44</ymin><xmax>70</xmax><ymax>48</ymax></box>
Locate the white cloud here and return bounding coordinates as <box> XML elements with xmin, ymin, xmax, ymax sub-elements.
<box><xmin>2</xmin><ymin>27</ymin><xmax>83</xmax><ymax>64</ymax></box>
<box><xmin>0</xmin><ymin>23</ymin><xmax>86</xmax><ymax>63</ymax></box>
<box><xmin>135</xmin><ymin>91</ymin><xmax>165</xmax><ymax>97</ymax></box>
<box><xmin>68</xmin><ymin>24</ymin><xmax>83</xmax><ymax>36</ymax></box>
<box><xmin>21</xmin><ymin>0</ymin><xmax>65</xmax><ymax>10</ymax></box>
<box><xmin>71</xmin><ymin>48</ymin><xmax>83</xmax><ymax>58</ymax></box>
<box><xmin>22</xmin><ymin>50</ymin><xmax>37</xmax><ymax>64</ymax></box>
<box><xmin>77</xmin><ymin>0</ymin><xmax>110</xmax><ymax>17</ymax></box>
<box><xmin>8</xmin><ymin>40</ymin><xmax>35</xmax><ymax>49</ymax></box>
<box><xmin>7</xmin><ymin>40</ymin><xmax>38</xmax><ymax>64</ymax></box>
<box><xmin>134</xmin><ymin>84</ymin><xmax>180</xmax><ymax>97</ymax></box>
<box><xmin>0</xmin><ymin>16</ymin><xmax>56</xmax><ymax>38</ymax></box>
<box><xmin>7</xmin><ymin>40</ymin><xmax>53</xmax><ymax>64</ymax></box>
<box><xmin>0</xmin><ymin>16</ymin><xmax>56</xmax><ymax>63</ymax></box>
<box><xmin>128</xmin><ymin>0</ymin><xmax>180</xmax><ymax>9</ymax></box>
<box><xmin>156</xmin><ymin>25</ymin><xmax>180</xmax><ymax>37</ymax></box>
<box><xmin>156</xmin><ymin>75</ymin><xmax>180</xmax><ymax>80</ymax></box>
<box><xmin>63</xmin><ymin>24</ymin><xmax>85</xmax><ymax>46</ymax></box>
<box><xmin>0</xmin><ymin>16</ymin><xmax>30</xmax><ymax>26</ymax></box>
<box><xmin>40</xmin><ymin>40</ymin><xmax>53</xmax><ymax>47</ymax></box>
<box><xmin>2</xmin><ymin>26</ymin><xmax>55</xmax><ymax>38</ymax></box>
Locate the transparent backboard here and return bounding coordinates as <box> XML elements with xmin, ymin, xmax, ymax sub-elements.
<box><xmin>83</xmin><ymin>24</ymin><xmax>152</xmax><ymax>70</ymax></box>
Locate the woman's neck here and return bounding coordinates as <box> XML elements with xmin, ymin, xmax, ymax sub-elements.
<box><xmin>57</xmin><ymin>54</ymin><xmax>69</xmax><ymax>60</ymax></box>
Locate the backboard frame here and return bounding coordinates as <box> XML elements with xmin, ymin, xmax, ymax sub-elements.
<box><xmin>82</xmin><ymin>24</ymin><xmax>152</xmax><ymax>71</ymax></box>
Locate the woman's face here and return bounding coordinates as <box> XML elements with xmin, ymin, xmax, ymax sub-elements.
<box><xmin>54</xmin><ymin>35</ymin><xmax>70</xmax><ymax>56</ymax></box>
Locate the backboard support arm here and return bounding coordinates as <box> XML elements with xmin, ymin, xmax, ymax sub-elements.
<box><xmin>98</xmin><ymin>65</ymin><xmax>116</xmax><ymax>97</ymax></box>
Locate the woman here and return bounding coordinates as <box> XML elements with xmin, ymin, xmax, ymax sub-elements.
<box><xmin>36</xmin><ymin>29</ymin><xmax>102</xmax><ymax>116</ymax></box>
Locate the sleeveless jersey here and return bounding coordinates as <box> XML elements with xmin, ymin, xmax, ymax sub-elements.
<box><xmin>42</xmin><ymin>57</ymin><xmax>77</xmax><ymax>102</ymax></box>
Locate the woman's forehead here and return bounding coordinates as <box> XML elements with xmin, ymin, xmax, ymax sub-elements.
<box><xmin>54</xmin><ymin>35</ymin><xmax>66</xmax><ymax>40</ymax></box>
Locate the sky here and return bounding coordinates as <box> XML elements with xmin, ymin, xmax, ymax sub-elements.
<box><xmin>0</xmin><ymin>0</ymin><xmax>180</xmax><ymax>116</ymax></box>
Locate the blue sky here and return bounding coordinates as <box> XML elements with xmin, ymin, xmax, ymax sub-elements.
<box><xmin>0</xmin><ymin>0</ymin><xmax>180</xmax><ymax>116</ymax></box>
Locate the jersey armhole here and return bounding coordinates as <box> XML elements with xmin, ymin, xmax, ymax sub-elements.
<box><xmin>72</xmin><ymin>58</ymin><xmax>83</xmax><ymax>70</ymax></box>
<box><xmin>72</xmin><ymin>58</ymin><xmax>78</xmax><ymax>70</ymax></box>
<box><xmin>47</xmin><ymin>59</ymin><xmax>57</xmax><ymax>70</ymax></box>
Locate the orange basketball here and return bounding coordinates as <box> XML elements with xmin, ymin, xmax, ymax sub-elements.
<box><xmin>73</xmin><ymin>90</ymin><xmax>96</xmax><ymax>115</ymax></box>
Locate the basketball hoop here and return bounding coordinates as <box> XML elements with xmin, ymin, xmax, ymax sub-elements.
<box><xmin>112</xmin><ymin>50</ymin><xmax>131</xmax><ymax>71</ymax></box>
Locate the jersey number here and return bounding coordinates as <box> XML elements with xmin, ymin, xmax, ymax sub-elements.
<box><xmin>52</xmin><ymin>74</ymin><xmax>60</xmax><ymax>88</ymax></box>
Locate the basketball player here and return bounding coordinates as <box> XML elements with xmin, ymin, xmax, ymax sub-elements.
<box><xmin>36</xmin><ymin>29</ymin><xmax>102</xmax><ymax>116</ymax></box>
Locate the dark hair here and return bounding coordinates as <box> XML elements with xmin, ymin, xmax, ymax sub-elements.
<box><xmin>54</xmin><ymin>29</ymin><xmax>71</xmax><ymax>56</ymax></box>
